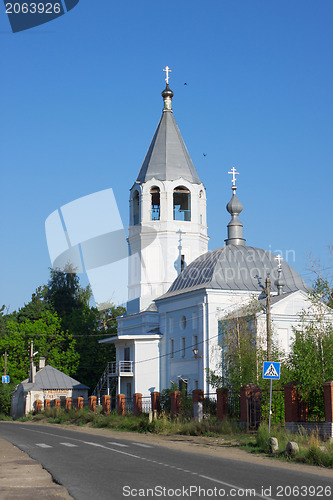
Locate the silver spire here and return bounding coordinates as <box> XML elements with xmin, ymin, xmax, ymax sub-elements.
<box><xmin>274</xmin><ymin>255</ymin><xmax>285</xmax><ymax>295</ymax></box>
<box><xmin>225</xmin><ymin>168</ymin><xmax>246</xmax><ymax>247</ymax></box>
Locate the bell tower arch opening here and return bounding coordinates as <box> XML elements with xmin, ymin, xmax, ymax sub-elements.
<box><xmin>173</xmin><ymin>186</ymin><xmax>191</xmax><ymax>221</ymax></box>
<box><xmin>150</xmin><ymin>186</ymin><xmax>160</xmax><ymax>221</ymax></box>
<box><xmin>132</xmin><ymin>190</ymin><xmax>140</xmax><ymax>226</ymax></box>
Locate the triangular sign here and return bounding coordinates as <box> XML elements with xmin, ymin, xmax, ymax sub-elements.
<box><xmin>264</xmin><ymin>363</ymin><xmax>278</xmax><ymax>377</ymax></box>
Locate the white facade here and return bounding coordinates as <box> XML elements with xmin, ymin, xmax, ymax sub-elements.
<box><xmin>128</xmin><ymin>177</ymin><xmax>208</xmax><ymax>314</ymax></box>
<box><xmin>100</xmin><ymin>83</ymin><xmax>313</xmax><ymax>400</ymax></box>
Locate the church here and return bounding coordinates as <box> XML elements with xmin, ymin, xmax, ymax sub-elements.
<box><xmin>99</xmin><ymin>68</ymin><xmax>310</xmax><ymax>401</ymax></box>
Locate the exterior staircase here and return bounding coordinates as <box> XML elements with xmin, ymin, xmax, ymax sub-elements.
<box><xmin>92</xmin><ymin>362</ymin><xmax>117</xmax><ymax>404</ymax></box>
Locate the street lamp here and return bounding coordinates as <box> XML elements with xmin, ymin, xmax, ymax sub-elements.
<box><xmin>192</xmin><ymin>348</ymin><xmax>202</xmax><ymax>359</ymax></box>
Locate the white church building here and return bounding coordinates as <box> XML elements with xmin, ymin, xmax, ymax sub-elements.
<box><xmin>99</xmin><ymin>70</ymin><xmax>311</xmax><ymax>400</ymax></box>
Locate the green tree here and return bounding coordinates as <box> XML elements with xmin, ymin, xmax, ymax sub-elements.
<box><xmin>70</xmin><ymin>303</ymin><xmax>125</xmax><ymax>390</ymax></box>
<box><xmin>45</xmin><ymin>267</ymin><xmax>91</xmax><ymax>330</ymax></box>
<box><xmin>206</xmin><ymin>299</ymin><xmax>285</xmax><ymax>394</ymax></box>
<box><xmin>287</xmin><ymin>286</ymin><xmax>333</xmax><ymax>400</ymax></box>
<box><xmin>0</xmin><ymin>311</ymin><xmax>79</xmax><ymax>384</ymax></box>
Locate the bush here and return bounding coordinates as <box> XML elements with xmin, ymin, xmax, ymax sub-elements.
<box><xmin>0</xmin><ymin>384</ymin><xmax>14</xmax><ymax>415</ymax></box>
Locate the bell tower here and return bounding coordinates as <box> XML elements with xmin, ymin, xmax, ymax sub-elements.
<box><xmin>127</xmin><ymin>68</ymin><xmax>209</xmax><ymax>313</ymax></box>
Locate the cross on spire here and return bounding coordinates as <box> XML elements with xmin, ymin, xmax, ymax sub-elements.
<box><xmin>228</xmin><ymin>167</ymin><xmax>239</xmax><ymax>187</ymax></box>
<box><xmin>163</xmin><ymin>66</ymin><xmax>172</xmax><ymax>85</ymax></box>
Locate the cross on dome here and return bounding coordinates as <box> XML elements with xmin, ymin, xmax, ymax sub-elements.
<box><xmin>163</xmin><ymin>66</ymin><xmax>172</xmax><ymax>85</ymax></box>
<box><xmin>275</xmin><ymin>254</ymin><xmax>283</xmax><ymax>269</ymax></box>
<box><xmin>228</xmin><ymin>167</ymin><xmax>239</xmax><ymax>187</ymax></box>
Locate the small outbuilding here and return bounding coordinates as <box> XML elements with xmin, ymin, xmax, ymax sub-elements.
<box><xmin>11</xmin><ymin>358</ymin><xmax>89</xmax><ymax>419</ymax></box>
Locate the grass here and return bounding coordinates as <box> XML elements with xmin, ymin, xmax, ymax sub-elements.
<box><xmin>249</xmin><ymin>423</ymin><xmax>333</xmax><ymax>468</ymax></box>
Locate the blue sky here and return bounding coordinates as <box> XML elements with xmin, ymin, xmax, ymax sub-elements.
<box><xmin>1</xmin><ymin>0</ymin><xmax>332</xmax><ymax>312</ymax></box>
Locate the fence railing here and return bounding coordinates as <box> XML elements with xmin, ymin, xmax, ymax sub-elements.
<box><xmin>108</xmin><ymin>361</ymin><xmax>134</xmax><ymax>376</ymax></box>
<box><xmin>141</xmin><ymin>397</ymin><xmax>152</xmax><ymax>413</ymax></box>
<box><xmin>228</xmin><ymin>391</ymin><xmax>241</xmax><ymax>419</ymax></box>
<box><xmin>261</xmin><ymin>389</ymin><xmax>285</xmax><ymax>424</ymax></box>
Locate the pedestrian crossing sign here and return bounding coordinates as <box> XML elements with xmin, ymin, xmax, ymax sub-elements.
<box><xmin>263</xmin><ymin>362</ymin><xmax>280</xmax><ymax>380</ymax></box>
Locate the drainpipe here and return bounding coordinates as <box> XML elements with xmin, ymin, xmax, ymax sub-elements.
<box><xmin>202</xmin><ymin>295</ymin><xmax>208</xmax><ymax>393</ymax></box>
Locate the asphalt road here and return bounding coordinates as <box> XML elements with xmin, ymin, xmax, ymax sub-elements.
<box><xmin>0</xmin><ymin>422</ymin><xmax>332</xmax><ymax>500</ymax></box>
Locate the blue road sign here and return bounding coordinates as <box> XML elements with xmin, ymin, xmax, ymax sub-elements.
<box><xmin>2</xmin><ymin>375</ymin><xmax>10</xmax><ymax>384</ymax></box>
<box><xmin>263</xmin><ymin>362</ymin><xmax>280</xmax><ymax>380</ymax></box>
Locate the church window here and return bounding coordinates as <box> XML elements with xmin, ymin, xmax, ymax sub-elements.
<box><xmin>181</xmin><ymin>254</ymin><xmax>185</xmax><ymax>272</ymax></box>
<box><xmin>126</xmin><ymin>382</ymin><xmax>132</xmax><ymax>400</ymax></box>
<box><xmin>193</xmin><ymin>335</ymin><xmax>198</xmax><ymax>353</ymax></box>
<box><xmin>192</xmin><ymin>312</ymin><xmax>197</xmax><ymax>329</ymax></box>
<box><xmin>173</xmin><ymin>186</ymin><xmax>191</xmax><ymax>221</ymax></box>
<box><xmin>181</xmin><ymin>336</ymin><xmax>186</xmax><ymax>357</ymax></box>
<box><xmin>150</xmin><ymin>186</ymin><xmax>160</xmax><ymax>220</ymax></box>
<box><xmin>132</xmin><ymin>190</ymin><xmax>140</xmax><ymax>225</ymax></box>
<box><xmin>194</xmin><ymin>380</ymin><xmax>199</xmax><ymax>390</ymax></box>
<box><xmin>170</xmin><ymin>338</ymin><xmax>174</xmax><ymax>358</ymax></box>
<box><xmin>180</xmin><ymin>315</ymin><xmax>186</xmax><ymax>330</ymax></box>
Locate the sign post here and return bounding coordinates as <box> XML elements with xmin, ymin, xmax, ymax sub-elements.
<box><xmin>263</xmin><ymin>361</ymin><xmax>281</xmax><ymax>434</ymax></box>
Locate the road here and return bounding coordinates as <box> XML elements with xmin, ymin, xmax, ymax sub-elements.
<box><xmin>0</xmin><ymin>422</ymin><xmax>332</xmax><ymax>500</ymax></box>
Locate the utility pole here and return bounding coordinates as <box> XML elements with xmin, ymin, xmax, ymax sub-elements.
<box><xmin>30</xmin><ymin>340</ymin><xmax>34</xmax><ymax>384</ymax></box>
<box><xmin>266</xmin><ymin>274</ymin><xmax>272</xmax><ymax>361</ymax></box>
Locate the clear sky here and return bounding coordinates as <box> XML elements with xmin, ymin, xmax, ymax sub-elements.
<box><xmin>1</xmin><ymin>0</ymin><xmax>332</xmax><ymax>312</ymax></box>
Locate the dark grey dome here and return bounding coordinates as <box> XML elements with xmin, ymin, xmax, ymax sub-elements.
<box><xmin>160</xmin><ymin>245</ymin><xmax>309</xmax><ymax>299</ymax></box>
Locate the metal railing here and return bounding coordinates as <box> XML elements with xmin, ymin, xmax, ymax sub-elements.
<box><xmin>141</xmin><ymin>397</ymin><xmax>152</xmax><ymax>413</ymax></box>
<box><xmin>108</xmin><ymin>361</ymin><xmax>134</xmax><ymax>376</ymax></box>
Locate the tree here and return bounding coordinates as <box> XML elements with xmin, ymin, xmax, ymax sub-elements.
<box><xmin>287</xmin><ymin>281</ymin><xmax>333</xmax><ymax>400</ymax></box>
<box><xmin>45</xmin><ymin>267</ymin><xmax>91</xmax><ymax>330</ymax></box>
<box><xmin>206</xmin><ymin>298</ymin><xmax>285</xmax><ymax>394</ymax></box>
<box><xmin>0</xmin><ymin>311</ymin><xmax>79</xmax><ymax>384</ymax></box>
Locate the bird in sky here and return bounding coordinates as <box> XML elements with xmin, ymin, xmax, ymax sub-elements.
<box><xmin>203</xmin><ymin>153</ymin><xmax>207</xmax><ymax>157</ymax></box>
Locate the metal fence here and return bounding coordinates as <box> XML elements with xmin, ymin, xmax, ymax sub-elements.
<box><xmin>203</xmin><ymin>393</ymin><xmax>217</xmax><ymax>417</ymax></box>
<box><xmin>228</xmin><ymin>391</ymin><xmax>240</xmax><ymax>419</ymax></box>
<box><xmin>261</xmin><ymin>389</ymin><xmax>285</xmax><ymax>424</ymax></box>
<box><xmin>141</xmin><ymin>397</ymin><xmax>152</xmax><ymax>413</ymax></box>
<box><xmin>306</xmin><ymin>390</ymin><xmax>325</xmax><ymax>421</ymax></box>
<box><xmin>124</xmin><ymin>398</ymin><xmax>133</xmax><ymax>414</ymax></box>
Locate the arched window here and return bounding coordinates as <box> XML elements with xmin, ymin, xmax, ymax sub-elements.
<box><xmin>132</xmin><ymin>190</ymin><xmax>140</xmax><ymax>225</ymax></box>
<box><xmin>150</xmin><ymin>186</ymin><xmax>160</xmax><ymax>221</ymax></box>
<box><xmin>173</xmin><ymin>186</ymin><xmax>191</xmax><ymax>221</ymax></box>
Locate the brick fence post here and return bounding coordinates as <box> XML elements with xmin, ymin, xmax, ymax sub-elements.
<box><xmin>151</xmin><ymin>392</ymin><xmax>161</xmax><ymax>413</ymax></box>
<box><xmin>170</xmin><ymin>391</ymin><xmax>181</xmax><ymax>417</ymax></box>
<box><xmin>216</xmin><ymin>388</ymin><xmax>228</xmax><ymax>421</ymax></box>
<box><xmin>102</xmin><ymin>395</ymin><xmax>111</xmax><ymax>414</ymax></box>
<box><xmin>65</xmin><ymin>398</ymin><xmax>72</xmax><ymax>411</ymax></box>
<box><xmin>89</xmin><ymin>396</ymin><xmax>97</xmax><ymax>413</ymax></box>
<box><xmin>284</xmin><ymin>382</ymin><xmax>298</xmax><ymax>422</ymax></box>
<box><xmin>133</xmin><ymin>393</ymin><xmax>142</xmax><ymax>416</ymax></box>
<box><xmin>77</xmin><ymin>397</ymin><xmax>84</xmax><ymax>410</ymax></box>
<box><xmin>44</xmin><ymin>399</ymin><xmax>51</xmax><ymax>409</ymax></box>
<box><xmin>192</xmin><ymin>389</ymin><xmax>204</xmax><ymax>422</ymax></box>
<box><xmin>324</xmin><ymin>381</ymin><xmax>333</xmax><ymax>422</ymax></box>
<box><xmin>54</xmin><ymin>398</ymin><xmax>61</xmax><ymax>408</ymax></box>
<box><xmin>117</xmin><ymin>394</ymin><xmax>125</xmax><ymax>416</ymax></box>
